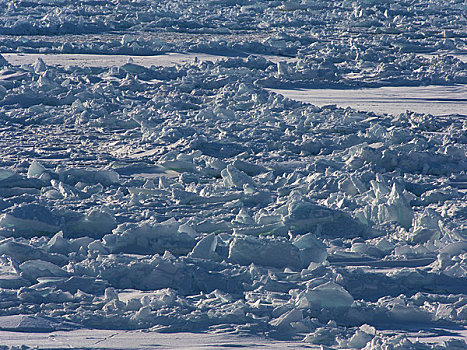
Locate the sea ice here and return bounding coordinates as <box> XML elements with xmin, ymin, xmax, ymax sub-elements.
<box><xmin>0</xmin><ymin>0</ymin><xmax>466</xmax><ymax>348</ymax></box>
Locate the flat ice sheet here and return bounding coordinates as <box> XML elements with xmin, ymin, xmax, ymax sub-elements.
<box><xmin>0</xmin><ymin>329</ymin><xmax>312</xmax><ymax>349</ymax></box>
<box><xmin>1</xmin><ymin>328</ymin><xmax>466</xmax><ymax>349</ymax></box>
<box><xmin>271</xmin><ymin>85</ymin><xmax>467</xmax><ymax>116</ymax></box>
<box><xmin>2</xmin><ymin>52</ymin><xmax>295</xmax><ymax>68</ymax></box>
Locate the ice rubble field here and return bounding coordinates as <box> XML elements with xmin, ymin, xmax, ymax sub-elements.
<box><xmin>0</xmin><ymin>0</ymin><xmax>467</xmax><ymax>349</ymax></box>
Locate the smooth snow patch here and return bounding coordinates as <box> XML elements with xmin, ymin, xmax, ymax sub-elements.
<box><xmin>0</xmin><ymin>329</ymin><xmax>313</xmax><ymax>349</ymax></box>
<box><xmin>2</xmin><ymin>52</ymin><xmax>295</xmax><ymax>68</ymax></box>
<box><xmin>271</xmin><ymin>85</ymin><xmax>467</xmax><ymax>116</ymax></box>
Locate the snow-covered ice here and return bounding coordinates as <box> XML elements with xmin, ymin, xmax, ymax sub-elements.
<box><xmin>0</xmin><ymin>0</ymin><xmax>467</xmax><ymax>349</ymax></box>
<box><xmin>271</xmin><ymin>85</ymin><xmax>467</xmax><ymax>116</ymax></box>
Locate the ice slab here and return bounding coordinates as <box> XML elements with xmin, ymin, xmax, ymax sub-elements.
<box><xmin>0</xmin><ymin>315</ymin><xmax>77</xmax><ymax>332</ymax></box>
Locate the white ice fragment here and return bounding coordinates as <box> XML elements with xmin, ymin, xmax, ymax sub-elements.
<box><xmin>292</xmin><ymin>233</ymin><xmax>327</xmax><ymax>264</ymax></box>
<box><xmin>44</xmin><ymin>231</ymin><xmax>69</xmax><ymax>254</ymax></box>
<box><xmin>0</xmin><ymin>315</ymin><xmax>60</xmax><ymax>332</ymax></box>
<box><xmin>302</xmin><ymin>281</ymin><xmax>354</xmax><ymax>308</ymax></box>
<box><xmin>0</xmin><ymin>204</ymin><xmax>60</xmax><ymax>236</ymax></box>
<box><xmin>386</xmin><ymin>183</ymin><xmax>413</xmax><ymax>229</ymax></box>
<box><xmin>27</xmin><ymin>160</ymin><xmax>46</xmax><ymax>179</ymax></box>
<box><xmin>228</xmin><ymin>236</ymin><xmax>301</xmax><ymax>269</ymax></box>
<box><xmin>88</xmin><ymin>240</ymin><xmax>108</xmax><ymax>254</ymax></box>
<box><xmin>56</xmin><ymin>168</ymin><xmax>119</xmax><ymax>186</ymax></box>
<box><xmin>303</xmin><ymin>327</ymin><xmax>338</xmax><ymax>346</ymax></box>
<box><xmin>19</xmin><ymin>260</ymin><xmax>68</xmax><ymax>280</ymax></box>
<box><xmin>143</xmin><ymin>179</ymin><xmax>156</xmax><ymax>189</ymax></box>
<box><xmin>33</xmin><ymin>58</ymin><xmax>47</xmax><ymax>73</ymax></box>
<box><xmin>221</xmin><ymin>165</ymin><xmax>256</xmax><ymax>189</ymax></box>
<box><xmin>410</xmin><ymin>208</ymin><xmax>442</xmax><ymax>244</ymax></box>
<box><xmin>357</xmin><ymin>181</ymin><xmax>413</xmax><ymax>229</ymax></box>
<box><xmin>0</xmin><ymin>53</ymin><xmax>8</xmax><ymax>66</ymax></box>
<box><xmin>233</xmin><ymin>209</ymin><xmax>256</xmax><ymax>225</ymax></box>
<box><xmin>375</xmin><ymin>238</ymin><xmax>394</xmax><ymax>253</ymax></box>
<box><xmin>440</xmin><ymin>241</ymin><xmax>467</xmax><ymax>257</ymax></box>
<box><xmin>104</xmin><ymin>287</ymin><xmax>119</xmax><ymax>301</ymax></box>
<box><xmin>121</xmin><ymin>34</ymin><xmax>135</xmax><ymax>46</ymax></box>
<box><xmin>0</xmin><ymin>256</ymin><xmax>23</xmax><ymax>288</ymax></box>
<box><xmin>338</xmin><ymin>176</ymin><xmax>367</xmax><ymax>196</ymax></box>
<box><xmin>269</xmin><ymin>308</ymin><xmax>303</xmax><ymax>330</ymax></box>
<box><xmin>0</xmin><ymin>168</ymin><xmax>16</xmax><ymax>182</ymax></box>
<box><xmin>188</xmin><ymin>234</ymin><xmax>218</xmax><ymax>259</ymax></box>
<box><xmin>348</xmin><ymin>324</ymin><xmax>376</xmax><ymax>349</ymax></box>
<box><xmin>133</xmin><ymin>306</ymin><xmax>152</xmax><ymax>321</ymax></box>
<box><xmin>65</xmin><ymin>209</ymin><xmax>116</xmax><ymax>237</ymax></box>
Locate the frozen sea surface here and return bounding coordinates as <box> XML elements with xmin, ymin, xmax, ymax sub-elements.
<box><xmin>271</xmin><ymin>85</ymin><xmax>467</xmax><ymax>116</ymax></box>
<box><xmin>0</xmin><ymin>329</ymin><xmax>311</xmax><ymax>349</ymax></box>
<box><xmin>3</xmin><ymin>53</ymin><xmax>466</xmax><ymax>116</ymax></box>
<box><xmin>0</xmin><ymin>328</ymin><xmax>466</xmax><ymax>349</ymax></box>
<box><xmin>1</xmin><ymin>0</ymin><xmax>467</xmax><ymax>349</ymax></box>
<box><xmin>2</xmin><ymin>53</ymin><xmax>296</xmax><ymax>68</ymax></box>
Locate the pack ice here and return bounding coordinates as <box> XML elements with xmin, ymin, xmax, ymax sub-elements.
<box><xmin>0</xmin><ymin>0</ymin><xmax>466</xmax><ymax>349</ymax></box>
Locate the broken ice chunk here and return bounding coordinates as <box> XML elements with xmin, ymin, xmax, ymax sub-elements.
<box><xmin>33</xmin><ymin>57</ymin><xmax>47</xmax><ymax>73</ymax></box>
<box><xmin>347</xmin><ymin>324</ymin><xmax>376</xmax><ymax>349</ymax></box>
<box><xmin>103</xmin><ymin>220</ymin><xmax>195</xmax><ymax>255</ymax></box>
<box><xmin>409</xmin><ymin>208</ymin><xmax>442</xmax><ymax>244</ymax></box>
<box><xmin>44</xmin><ymin>231</ymin><xmax>70</xmax><ymax>254</ymax></box>
<box><xmin>188</xmin><ymin>234</ymin><xmax>218</xmax><ymax>259</ymax></box>
<box><xmin>0</xmin><ymin>255</ymin><xmax>28</xmax><ymax>289</ymax></box>
<box><xmin>301</xmin><ymin>281</ymin><xmax>354</xmax><ymax>308</ymax></box>
<box><xmin>0</xmin><ymin>53</ymin><xmax>8</xmax><ymax>66</ymax></box>
<box><xmin>0</xmin><ymin>239</ymin><xmax>63</xmax><ymax>264</ymax></box>
<box><xmin>57</xmin><ymin>168</ymin><xmax>119</xmax><ymax>186</ymax></box>
<box><xmin>386</xmin><ymin>183</ymin><xmax>414</xmax><ymax>229</ymax></box>
<box><xmin>356</xmin><ymin>181</ymin><xmax>414</xmax><ymax>229</ymax></box>
<box><xmin>27</xmin><ymin>160</ymin><xmax>47</xmax><ymax>179</ymax></box>
<box><xmin>221</xmin><ymin>165</ymin><xmax>256</xmax><ymax>189</ymax></box>
<box><xmin>0</xmin><ymin>168</ymin><xmax>16</xmax><ymax>182</ymax></box>
<box><xmin>228</xmin><ymin>235</ymin><xmax>301</xmax><ymax>269</ymax></box>
<box><xmin>0</xmin><ymin>315</ymin><xmax>75</xmax><ymax>332</ymax></box>
<box><xmin>269</xmin><ymin>308</ymin><xmax>303</xmax><ymax>331</ymax></box>
<box><xmin>0</xmin><ymin>204</ymin><xmax>60</xmax><ymax>236</ymax></box>
<box><xmin>64</xmin><ymin>209</ymin><xmax>116</xmax><ymax>237</ymax></box>
<box><xmin>232</xmin><ymin>159</ymin><xmax>267</xmax><ymax>176</ymax></box>
<box><xmin>303</xmin><ymin>326</ymin><xmax>339</xmax><ymax>346</ymax></box>
<box><xmin>19</xmin><ymin>259</ymin><xmax>69</xmax><ymax>281</ymax></box>
<box><xmin>283</xmin><ymin>200</ymin><xmax>366</xmax><ymax>237</ymax></box>
<box><xmin>292</xmin><ymin>233</ymin><xmax>327</xmax><ymax>264</ymax></box>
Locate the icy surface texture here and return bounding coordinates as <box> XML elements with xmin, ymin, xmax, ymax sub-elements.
<box><xmin>0</xmin><ymin>0</ymin><xmax>466</xmax><ymax>87</ymax></box>
<box><xmin>0</xmin><ymin>0</ymin><xmax>466</xmax><ymax>349</ymax></box>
